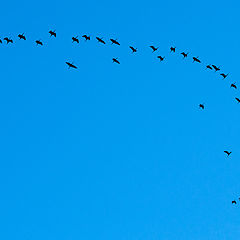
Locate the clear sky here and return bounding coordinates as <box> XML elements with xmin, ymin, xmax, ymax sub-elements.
<box><xmin>0</xmin><ymin>0</ymin><xmax>240</xmax><ymax>239</ymax></box>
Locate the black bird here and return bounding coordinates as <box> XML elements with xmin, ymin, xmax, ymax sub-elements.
<box><xmin>110</xmin><ymin>39</ymin><xmax>120</xmax><ymax>45</ymax></box>
<box><xmin>0</xmin><ymin>39</ymin><xmax>2</xmax><ymax>43</ymax></box>
<box><xmin>96</xmin><ymin>37</ymin><xmax>106</xmax><ymax>44</ymax></box>
<box><xmin>224</xmin><ymin>151</ymin><xmax>232</xmax><ymax>156</ymax></box>
<box><xmin>18</xmin><ymin>33</ymin><xmax>26</xmax><ymax>40</ymax></box>
<box><xmin>170</xmin><ymin>46</ymin><xmax>176</xmax><ymax>52</ymax></box>
<box><xmin>49</xmin><ymin>30</ymin><xmax>56</xmax><ymax>37</ymax></box>
<box><xmin>129</xmin><ymin>46</ymin><xmax>137</xmax><ymax>53</ymax></box>
<box><xmin>82</xmin><ymin>35</ymin><xmax>90</xmax><ymax>41</ymax></box>
<box><xmin>206</xmin><ymin>65</ymin><xmax>213</xmax><ymax>70</ymax></box>
<box><xmin>212</xmin><ymin>65</ymin><xmax>220</xmax><ymax>72</ymax></box>
<box><xmin>232</xmin><ymin>200</ymin><xmax>237</xmax><ymax>204</ymax></box>
<box><xmin>157</xmin><ymin>56</ymin><xmax>165</xmax><ymax>62</ymax></box>
<box><xmin>72</xmin><ymin>36</ymin><xmax>79</xmax><ymax>43</ymax></box>
<box><xmin>235</xmin><ymin>97</ymin><xmax>240</xmax><ymax>103</ymax></box>
<box><xmin>220</xmin><ymin>73</ymin><xmax>229</xmax><ymax>79</ymax></box>
<box><xmin>193</xmin><ymin>57</ymin><xmax>201</xmax><ymax>63</ymax></box>
<box><xmin>4</xmin><ymin>37</ymin><xmax>13</xmax><ymax>44</ymax></box>
<box><xmin>181</xmin><ymin>52</ymin><xmax>188</xmax><ymax>58</ymax></box>
<box><xmin>36</xmin><ymin>40</ymin><xmax>43</xmax><ymax>46</ymax></box>
<box><xmin>199</xmin><ymin>103</ymin><xmax>205</xmax><ymax>109</ymax></box>
<box><xmin>112</xmin><ymin>58</ymin><xmax>120</xmax><ymax>64</ymax></box>
<box><xmin>231</xmin><ymin>83</ymin><xmax>237</xmax><ymax>89</ymax></box>
<box><xmin>150</xmin><ymin>46</ymin><xmax>158</xmax><ymax>52</ymax></box>
<box><xmin>66</xmin><ymin>62</ymin><xmax>77</xmax><ymax>69</ymax></box>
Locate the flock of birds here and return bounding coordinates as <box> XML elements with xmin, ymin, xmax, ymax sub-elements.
<box><xmin>1</xmin><ymin>30</ymin><xmax>239</xmax><ymax>205</ymax></box>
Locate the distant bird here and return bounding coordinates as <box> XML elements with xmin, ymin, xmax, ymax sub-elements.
<box><xmin>157</xmin><ymin>56</ymin><xmax>165</xmax><ymax>62</ymax></box>
<box><xmin>199</xmin><ymin>103</ymin><xmax>205</xmax><ymax>109</ymax></box>
<box><xmin>4</xmin><ymin>37</ymin><xmax>13</xmax><ymax>44</ymax></box>
<box><xmin>235</xmin><ymin>97</ymin><xmax>240</xmax><ymax>103</ymax></box>
<box><xmin>66</xmin><ymin>62</ymin><xmax>77</xmax><ymax>69</ymax></box>
<box><xmin>206</xmin><ymin>65</ymin><xmax>213</xmax><ymax>70</ymax></box>
<box><xmin>112</xmin><ymin>58</ymin><xmax>120</xmax><ymax>64</ymax></box>
<box><xmin>231</xmin><ymin>83</ymin><xmax>237</xmax><ymax>89</ymax></box>
<box><xmin>110</xmin><ymin>39</ymin><xmax>120</xmax><ymax>45</ymax></box>
<box><xmin>232</xmin><ymin>200</ymin><xmax>237</xmax><ymax>204</ymax></box>
<box><xmin>49</xmin><ymin>30</ymin><xmax>56</xmax><ymax>37</ymax></box>
<box><xmin>212</xmin><ymin>65</ymin><xmax>220</xmax><ymax>72</ymax></box>
<box><xmin>181</xmin><ymin>52</ymin><xmax>188</xmax><ymax>58</ymax></box>
<box><xmin>82</xmin><ymin>35</ymin><xmax>90</xmax><ymax>41</ymax></box>
<box><xmin>0</xmin><ymin>39</ymin><xmax>2</xmax><ymax>44</ymax></box>
<box><xmin>220</xmin><ymin>73</ymin><xmax>229</xmax><ymax>79</ymax></box>
<box><xmin>36</xmin><ymin>40</ymin><xmax>43</xmax><ymax>46</ymax></box>
<box><xmin>170</xmin><ymin>46</ymin><xmax>176</xmax><ymax>52</ymax></box>
<box><xmin>193</xmin><ymin>57</ymin><xmax>201</xmax><ymax>63</ymax></box>
<box><xmin>150</xmin><ymin>46</ymin><xmax>158</xmax><ymax>52</ymax></box>
<box><xmin>18</xmin><ymin>33</ymin><xmax>26</xmax><ymax>40</ymax></box>
<box><xmin>96</xmin><ymin>37</ymin><xmax>105</xmax><ymax>44</ymax></box>
<box><xmin>224</xmin><ymin>151</ymin><xmax>232</xmax><ymax>157</ymax></box>
<box><xmin>72</xmin><ymin>36</ymin><xmax>79</xmax><ymax>43</ymax></box>
<box><xmin>129</xmin><ymin>46</ymin><xmax>137</xmax><ymax>53</ymax></box>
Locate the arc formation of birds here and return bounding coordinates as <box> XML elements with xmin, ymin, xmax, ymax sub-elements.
<box><xmin>1</xmin><ymin>30</ymin><xmax>239</xmax><ymax>205</ymax></box>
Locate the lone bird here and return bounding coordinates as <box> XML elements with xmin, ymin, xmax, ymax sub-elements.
<box><xmin>235</xmin><ymin>97</ymin><xmax>240</xmax><ymax>103</ymax></box>
<box><xmin>157</xmin><ymin>56</ymin><xmax>165</xmax><ymax>62</ymax></box>
<box><xmin>220</xmin><ymin>73</ymin><xmax>229</xmax><ymax>79</ymax></box>
<box><xmin>82</xmin><ymin>35</ymin><xmax>90</xmax><ymax>41</ymax></box>
<box><xmin>129</xmin><ymin>46</ymin><xmax>137</xmax><ymax>53</ymax></box>
<box><xmin>72</xmin><ymin>36</ymin><xmax>79</xmax><ymax>43</ymax></box>
<box><xmin>193</xmin><ymin>57</ymin><xmax>201</xmax><ymax>63</ymax></box>
<box><xmin>170</xmin><ymin>46</ymin><xmax>176</xmax><ymax>52</ymax></box>
<box><xmin>199</xmin><ymin>103</ymin><xmax>205</xmax><ymax>109</ymax></box>
<box><xmin>224</xmin><ymin>151</ymin><xmax>232</xmax><ymax>157</ymax></box>
<box><xmin>49</xmin><ymin>30</ymin><xmax>56</xmax><ymax>37</ymax></box>
<box><xmin>4</xmin><ymin>37</ymin><xmax>13</xmax><ymax>44</ymax></box>
<box><xmin>110</xmin><ymin>39</ymin><xmax>120</xmax><ymax>45</ymax></box>
<box><xmin>231</xmin><ymin>83</ymin><xmax>237</xmax><ymax>89</ymax></box>
<box><xmin>206</xmin><ymin>65</ymin><xmax>213</xmax><ymax>70</ymax></box>
<box><xmin>66</xmin><ymin>62</ymin><xmax>77</xmax><ymax>69</ymax></box>
<box><xmin>18</xmin><ymin>33</ymin><xmax>26</xmax><ymax>40</ymax></box>
<box><xmin>112</xmin><ymin>58</ymin><xmax>120</xmax><ymax>64</ymax></box>
<box><xmin>96</xmin><ymin>37</ymin><xmax>105</xmax><ymax>44</ymax></box>
<box><xmin>212</xmin><ymin>65</ymin><xmax>220</xmax><ymax>72</ymax></box>
<box><xmin>181</xmin><ymin>52</ymin><xmax>188</xmax><ymax>58</ymax></box>
<box><xmin>150</xmin><ymin>46</ymin><xmax>158</xmax><ymax>52</ymax></box>
<box><xmin>36</xmin><ymin>40</ymin><xmax>43</xmax><ymax>46</ymax></box>
<box><xmin>232</xmin><ymin>200</ymin><xmax>237</xmax><ymax>205</ymax></box>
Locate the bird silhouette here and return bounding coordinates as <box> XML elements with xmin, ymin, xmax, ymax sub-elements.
<box><xmin>236</xmin><ymin>97</ymin><xmax>240</xmax><ymax>103</ymax></box>
<box><xmin>212</xmin><ymin>65</ymin><xmax>220</xmax><ymax>72</ymax></box>
<box><xmin>232</xmin><ymin>200</ymin><xmax>237</xmax><ymax>204</ymax></box>
<box><xmin>199</xmin><ymin>103</ymin><xmax>205</xmax><ymax>109</ymax></box>
<box><xmin>112</xmin><ymin>58</ymin><xmax>120</xmax><ymax>64</ymax></box>
<box><xmin>0</xmin><ymin>39</ymin><xmax>2</xmax><ymax>44</ymax></box>
<box><xmin>157</xmin><ymin>56</ymin><xmax>165</xmax><ymax>62</ymax></box>
<box><xmin>150</xmin><ymin>46</ymin><xmax>158</xmax><ymax>52</ymax></box>
<box><xmin>36</xmin><ymin>40</ymin><xmax>43</xmax><ymax>46</ymax></box>
<box><xmin>110</xmin><ymin>39</ymin><xmax>120</xmax><ymax>45</ymax></box>
<box><xmin>4</xmin><ymin>37</ymin><xmax>13</xmax><ymax>44</ymax></box>
<box><xmin>72</xmin><ymin>36</ymin><xmax>79</xmax><ymax>43</ymax></box>
<box><xmin>220</xmin><ymin>73</ymin><xmax>229</xmax><ymax>79</ymax></box>
<box><xmin>193</xmin><ymin>57</ymin><xmax>201</xmax><ymax>63</ymax></box>
<box><xmin>66</xmin><ymin>62</ymin><xmax>77</xmax><ymax>69</ymax></box>
<box><xmin>231</xmin><ymin>83</ymin><xmax>237</xmax><ymax>89</ymax></box>
<box><xmin>96</xmin><ymin>37</ymin><xmax>105</xmax><ymax>44</ymax></box>
<box><xmin>129</xmin><ymin>46</ymin><xmax>137</xmax><ymax>53</ymax></box>
<box><xmin>49</xmin><ymin>30</ymin><xmax>56</xmax><ymax>37</ymax></box>
<box><xmin>224</xmin><ymin>151</ymin><xmax>232</xmax><ymax>156</ymax></box>
<box><xmin>206</xmin><ymin>65</ymin><xmax>213</xmax><ymax>70</ymax></box>
<box><xmin>170</xmin><ymin>46</ymin><xmax>176</xmax><ymax>52</ymax></box>
<box><xmin>18</xmin><ymin>33</ymin><xmax>26</xmax><ymax>40</ymax></box>
<box><xmin>82</xmin><ymin>35</ymin><xmax>90</xmax><ymax>41</ymax></box>
<box><xmin>181</xmin><ymin>52</ymin><xmax>188</xmax><ymax>58</ymax></box>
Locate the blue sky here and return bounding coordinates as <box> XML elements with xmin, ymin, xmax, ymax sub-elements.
<box><xmin>0</xmin><ymin>0</ymin><xmax>240</xmax><ymax>239</ymax></box>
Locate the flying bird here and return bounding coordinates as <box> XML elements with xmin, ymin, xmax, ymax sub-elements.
<box><xmin>212</xmin><ymin>65</ymin><xmax>220</xmax><ymax>72</ymax></box>
<box><xmin>0</xmin><ymin>39</ymin><xmax>2</xmax><ymax>43</ymax></box>
<box><xmin>49</xmin><ymin>30</ymin><xmax>56</xmax><ymax>37</ymax></box>
<box><xmin>112</xmin><ymin>58</ymin><xmax>120</xmax><ymax>64</ymax></box>
<box><xmin>181</xmin><ymin>52</ymin><xmax>188</xmax><ymax>58</ymax></box>
<box><xmin>129</xmin><ymin>46</ymin><xmax>137</xmax><ymax>53</ymax></box>
<box><xmin>82</xmin><ymin>35</ymin><xmax>90</xmax><ymax>41</ymax></box>
<box><xmin>157</xmin><ymin>56</ymin><xmax>165</xmax><ymax>62</ymax></box>
<box><xmin>4</xmin><ymin>37</ymin><xmax>13</xmax><ymax>44</ymax></box>
<box><xmin>232</xmin><ymin>200</ymin><xmax>237</xmax><ymax>204</ymax></box>
<box><xmin>231</xmin><ymin>83</ymin><xmax>237</xmax><ymax>89</ymax></box>
<box><xmin>150</xmin><ymin>46</ymin><xmax>158</xmax><ymax>52</ymax></box>
<box><xmin>193</xmin><ymin>57</ymin><xmax>201</xmax><ymax>63</ymax></box>
<box><xmin>170</xmin><ymin>46</ymin><xmax>176</xmax><ymax>52</ymax></box>
<box><xmin>235</xmin><ymin>97</ymin><xmax>240</xmax><ymax>103</ymax></box>
<box><xmin>18</xmin><ymin>33</ymin><xmax>26</xmax><ymax>40</ymax></box>
<box><xmin>36</xmin><ymin>40</ymin><xmax>43</xmax><ymax>46</ymax></box>
<box><xmin>206</xmin><ymin>65</ymin><xmax>213</xmax><ymax>70</ymax></box>
<box><xmin>96</xmin><ymin>37</ymin><xmax>105</xmax><ymax>44</ymax></box>
<box><xmin>220</xmin><ymin>73</ymin><xmax>229</xmax><ymax>79</ymax></box>
<box><xmin>224</xmin><ymin>151</ymin><xmax>232</xmax><ymax>156</ymax></box>
<box><xmin>66</xmin><ymin>62</ymin><xmax>77</xmax><ymax>69</ymax></box>
<box><xmin>199</xmin><ymin>103</ymin><xmax>205</xmax><ymax>109</ymax></box>
<box><xmin>110</xmin><ymin>39</ymin><xmax>120</xmax><ymax>45</ymax></box>
<box><xmin>72</xmin><ymin>36</ymin><xmax>79</xmax><ymax>43</ymax></box>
